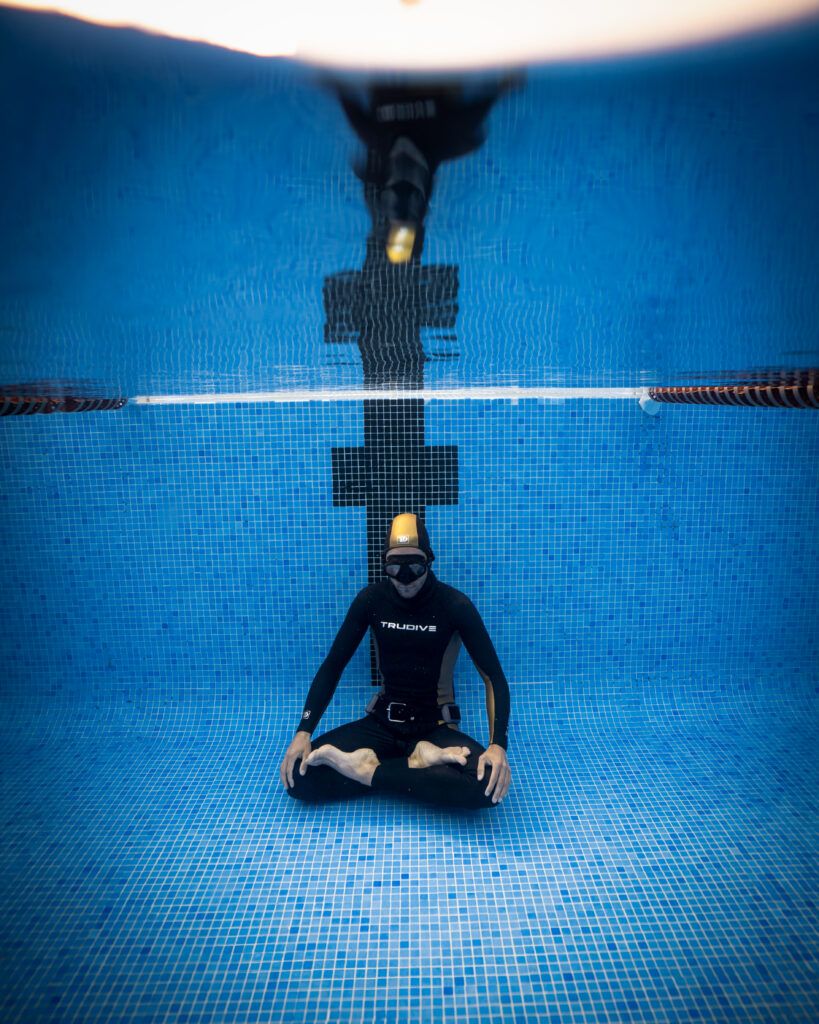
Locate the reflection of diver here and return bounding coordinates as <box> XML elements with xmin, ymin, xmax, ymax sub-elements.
<box><xmin>335</xmin><ymin>78</ymin><xmax>521</xmax><ymax>262</ymax></box>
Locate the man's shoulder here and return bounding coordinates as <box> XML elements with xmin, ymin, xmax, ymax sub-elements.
<box><xmin>350</xmin><ymin>580</ymin><xmax>391</xmax><ymax>605</ymax></box>
<box><xmin>434</xmin><ymin>579</ymin><xmax>476</xmax><ymax>611</ymax></box>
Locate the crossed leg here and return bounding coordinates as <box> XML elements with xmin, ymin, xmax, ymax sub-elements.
<box><xmin>304</xmin><ymin>738</ymin><xmax>471</xmax><ymax>786</ymax></box>
<box><xmin>368</xmin><ymin>724</ymin><xmax>498</xmax><ymax>809</ymax></box>
<box><xmin>287</xmin><ymin>716</ymin><xmax>497</xmax><ymax>810</ymax></box>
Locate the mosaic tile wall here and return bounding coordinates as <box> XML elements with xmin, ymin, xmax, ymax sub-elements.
<box><xmin>2</xmin><ymin>399</ymin><xmax>817</xmax><ymax>721</ymax></box>
<box><xmin>1</xmin><ymin>691</ymin><xmax>817</xmax><ymax>1024</ymax></box>
<box><xmin>1</xmin><ymin>393</ymin><xmax>818</xmax><ymax>1024</ymax></box>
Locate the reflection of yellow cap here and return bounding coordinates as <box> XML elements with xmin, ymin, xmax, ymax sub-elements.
<box><xmin>386</xmin><ymin>223</ymin><xmax>416</xmax><ymax>264</ymax></box>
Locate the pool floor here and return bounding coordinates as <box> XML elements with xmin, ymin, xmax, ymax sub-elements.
<box><xmin>1</xmin><ymin>690</ymin><xmax>817</xmax><ymax>1023</ymax></box>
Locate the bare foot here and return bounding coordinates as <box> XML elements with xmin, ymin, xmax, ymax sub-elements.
<box><xmin>408</xmin><ymin>740</ymin><xmax>471</xmax><ymax>769</ymax></box>
<box><xmin>303</xmin><ymin>745</ymin><xmax>380</xmax><ymax>787</ymax></box>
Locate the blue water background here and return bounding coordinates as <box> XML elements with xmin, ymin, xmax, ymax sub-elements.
<box><xmin>1</xmin><ymin>9</ymin><xmax>818</xmax><ymax>1024</ymax></box>
<box><xmin>1</xmin><ymin>9</ymin><xmax>818</xmax><ymax>392</ymax></box>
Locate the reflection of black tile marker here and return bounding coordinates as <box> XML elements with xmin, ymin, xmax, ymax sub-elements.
<box><xmin>323</xmin><ymin>258</ymin><xmax>458</xmax><ymax>389</ymax></box>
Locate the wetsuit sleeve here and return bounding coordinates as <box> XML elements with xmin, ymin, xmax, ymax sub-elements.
<box><xmin>295</xmin><ymin>591</ymin><xmax>369</xmax><ymax>736</ymax></box>
<box><xmin>455</xmin><ymin>599</ymin><xmax>511</xmax><ymax>751</ymax></box>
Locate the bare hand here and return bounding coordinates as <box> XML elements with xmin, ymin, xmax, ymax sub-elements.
<box><xmin>476</xmin><ymin>744</ymin><xmax>511</xmax><ymax>804</ymax></box>
<box><xmin>280</xmin><ymin>731</ymin><xmax>312</xmax><ymax>789</ymax></box>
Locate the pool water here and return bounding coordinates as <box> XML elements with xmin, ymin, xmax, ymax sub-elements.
<box><xmin>1</xmin><ymin>8</ymin><xmax>818</xmax><ymax>1024</ymax></box>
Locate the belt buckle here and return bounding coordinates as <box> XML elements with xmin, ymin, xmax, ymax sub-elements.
<box><xmin>386</xmin><ymin>701</ymin><xmax>410</xmax><ymax>723</ymax></box>
<box><xmin>441</xmin><ymin>703</ymin><xmax>460</xmax><ymax>725</ymax></box>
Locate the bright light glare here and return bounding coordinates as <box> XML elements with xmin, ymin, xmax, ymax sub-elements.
<box><xmin>6</xmin><ymin>0</ymin><xmax>819</xmax><ymax>68</ymax></box>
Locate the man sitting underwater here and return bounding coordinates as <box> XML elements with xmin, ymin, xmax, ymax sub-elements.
<box><xmin>280</xmin><ymin>514</ymin><xmax>511</xmax><ymax>809</ymax></box>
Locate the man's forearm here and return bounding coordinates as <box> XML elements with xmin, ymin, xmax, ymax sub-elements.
<box><xmin>295</xmin><ymin>592</ymin><xmax>369</xmax><ymax>735</ymax></box>
<box><xmin>458</xmin><ymin>604</ymin><xmax>510</xmax><ymax>751</ymax></box>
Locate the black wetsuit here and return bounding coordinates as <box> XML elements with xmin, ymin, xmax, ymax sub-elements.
<box><xmin>287</xmin><ymin>572</ymin><xmax>511</xmax><ymax>809</ymax></box>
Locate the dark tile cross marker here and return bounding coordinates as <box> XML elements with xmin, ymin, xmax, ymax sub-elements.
<box><xmin>324</xmin><ymin>235</ymin><xmax>460</xmax><ymax>584</ymax></box>
<box><xmin>322</xmin><ymin>80</ymin><xmax>512</xmax><ymax>681</ymax></box>
<box><xmin>331</xmin><ymin>398</ymin><xmax>458</xmax><ymax>583</ymax></box>
<box><xmin>324</xmin><ymin>237</ymin><xmax>460</xmax><ymax>684</ymax></box>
